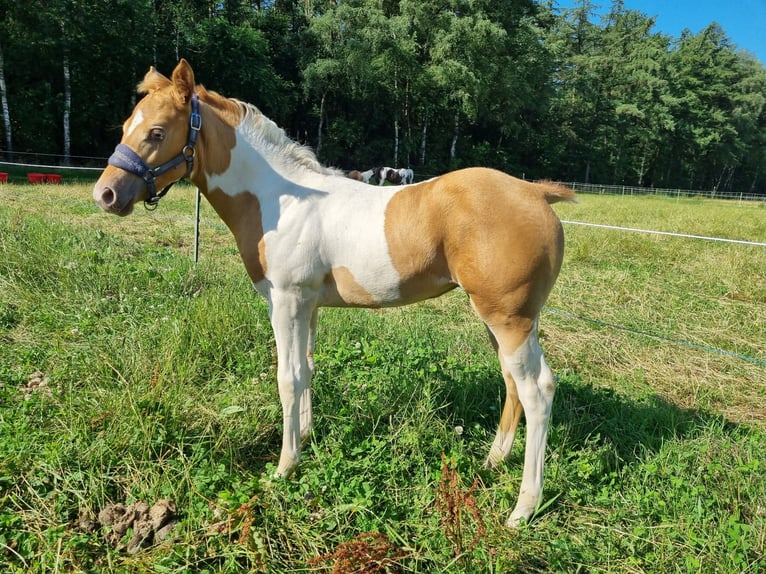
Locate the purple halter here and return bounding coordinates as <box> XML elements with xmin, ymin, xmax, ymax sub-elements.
<box><xmin>107</xmin><ymin>93</ymin><xmax>202</xmax><ymax>209</ymax></box>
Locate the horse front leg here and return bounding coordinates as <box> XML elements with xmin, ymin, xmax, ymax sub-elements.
<box><xmin>301</xmin><ymin>307</ymin><xmax>318</xmax><ymax>441</ymax></box>
<box><xmin>268</xmin><ymin>289</ymin><xmax>316</xmax><ymax>478</ymax></box>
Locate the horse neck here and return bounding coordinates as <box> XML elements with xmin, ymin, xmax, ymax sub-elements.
<box><xmin>191</xmin><ymin>106</ymin><xmax>294</xmax><ymax>195</ymax></box>
<box><xmin>190</xmin><ymin>97</ymin><xmax>336</xmax><ymax>202</ymax></box>
<box><xmin>188</xmin><ymin>98</ymin><xmax>339</xmax><ymax>237</ymax></box>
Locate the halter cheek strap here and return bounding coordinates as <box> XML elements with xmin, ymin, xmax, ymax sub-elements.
<box><xmin>107</xmin><ymin>93</ymin><xmax>202</xmax><ymax>210</ymax></box>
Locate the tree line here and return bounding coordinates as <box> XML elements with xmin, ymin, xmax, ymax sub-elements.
<box><xmin>1</xmin><ymin>0</ymin><xmax>765</xmax><ymax>195</ymax></box>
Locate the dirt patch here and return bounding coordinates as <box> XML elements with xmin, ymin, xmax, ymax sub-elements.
<box><xmin>78</xmin><ymin>499</ymin><xmax>178</xmax><ymax>554</ymax></box>
<box><xmin>20</xmin><ymin>371</ymin><xmax>52</xmax><ymax>399</ymax></box>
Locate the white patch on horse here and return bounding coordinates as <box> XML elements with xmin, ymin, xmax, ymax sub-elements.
<box><xmin>206</xmin><ymin>131</ymin><xmax>274</xmax><ymax>197</ymax></box>
<box><xmin>206</xmin><ymin>121</ymin><xmax>403</xmax><ymax>304</ymax></box>
<box><xmin>314</xmin><ymin>189</ymin><xmax>404</xmax><ymax>303</ymax></box>
<box><xmin>125</xmin><ymin>109</ymin><xmax>144</xmax><ymax>137</ymax></box>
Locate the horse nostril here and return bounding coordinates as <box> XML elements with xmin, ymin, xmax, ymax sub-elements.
<box><xmin>100</xmin><ymin>187</ymin><xmax>116</xmax><ymax>207</ymax></box>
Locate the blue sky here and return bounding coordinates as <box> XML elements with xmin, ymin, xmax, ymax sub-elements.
<box><xmin>555</xmin><ymin>0</ymin><xmax>766</xmax><ymax>64</ymax></box>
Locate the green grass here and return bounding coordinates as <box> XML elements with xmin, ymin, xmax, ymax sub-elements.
<box><xmin>0</xmin><ymin>183</ymin><xmax>764</xmax><ymax>572</ymax></box>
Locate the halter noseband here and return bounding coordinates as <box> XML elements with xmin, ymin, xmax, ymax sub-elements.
<box><xmin>107</xmin><ymin>93</ymin><xmax>202</xmax><ymax>210</ymax></box>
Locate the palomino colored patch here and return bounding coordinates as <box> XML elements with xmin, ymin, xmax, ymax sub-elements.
<box><xmin>321</xmin><ymin>266</ymin><xmax>377</xmax><ymax>306</ymax></box>
<box><xmin>386</xmin><ymin>168</ymin><xmax>564</xmax><ymax>325</ymax></box>
<box><xmin>382</xmin><ymin>180</ymin><xmax>456</xmax><ymax>304</ymax></box>
<box><xmin>205</xmin><ymin>187</ymin><xmax>267</xmax><ymax>284</ymax></box>
<box><xmin>196</xmin><ymin>87</ymin><xmax>240</xmax><ymax>179</ymax></box>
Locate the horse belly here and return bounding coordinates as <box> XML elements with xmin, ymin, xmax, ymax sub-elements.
<box><xmin>319</xmin><ymin>233</ymin><xmax>409</xmax><ymax>306</ymax></box>
<box><xmin>319</xmin><ymin>261</ymin><xmax>455</xmax><ymax>308</ymax></box>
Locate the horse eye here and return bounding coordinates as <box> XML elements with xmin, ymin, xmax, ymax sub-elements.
<box><xmin>149</xmin><ymin>128</ymin><xmax>164</xmax><ymax>142</ymax></box>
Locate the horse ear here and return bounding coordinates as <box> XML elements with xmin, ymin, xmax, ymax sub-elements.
<box><xmin>138</xmin><ymin>66</ymin><xmax>172</xmax><ymax>94</ymax></box>
<box><xmin>171</xmin><ymin>59</ymin><xmax>196</xmax><ymax>104</ymax></box>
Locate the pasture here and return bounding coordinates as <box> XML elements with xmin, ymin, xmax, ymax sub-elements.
<box><xmin>0</xmin><ymin>182</ymin><xmax>764</xmax><ymax>572</ymax></box>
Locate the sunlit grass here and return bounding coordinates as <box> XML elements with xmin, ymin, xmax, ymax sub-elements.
<box><xmin>0</xmin><ymin>183</ymin><xmax>764</xmax><ymax>572</ymax></box>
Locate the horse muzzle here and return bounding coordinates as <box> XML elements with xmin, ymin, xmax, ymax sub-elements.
<box><xmin>93</xmin><ymin>169</ymin><xmax>142</xmax><ymax>216</ymax></box>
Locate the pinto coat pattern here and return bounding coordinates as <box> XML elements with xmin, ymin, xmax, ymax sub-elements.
<box><xmin>93</xmin><ymin>60</ymin><xmax>575</xmax><ymax>527</ymax></box>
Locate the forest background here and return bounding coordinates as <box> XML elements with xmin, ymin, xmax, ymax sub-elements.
<box><xmin>1</xmin><ymin>0</ymin><xmax>765</xmax><ymax>195</ymax></box>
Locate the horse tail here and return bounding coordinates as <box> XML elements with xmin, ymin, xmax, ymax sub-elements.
<box><xmin>536</xmin><ymin>180</ymin><xmax>577</xmax><ymax>204</ymax></box>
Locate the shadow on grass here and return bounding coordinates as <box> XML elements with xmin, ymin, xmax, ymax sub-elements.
<box><xmin>224</xmin><ymin>339</ymin><xmax>738</xmax><ymax>499</ymax></box>
<box><xmin>550</xmin><ymin>371</ymin><xmax>706</xmax><ymax>460</ymax></box>
<box><xmin>440</xmin><ymin>361</ymin><xmax>734</xmax><ymax>461</ymax></box>
<box><xmin>242</xmin><ymin>360</ymin><xmax>709</xmax><ymax>454</ymax></box>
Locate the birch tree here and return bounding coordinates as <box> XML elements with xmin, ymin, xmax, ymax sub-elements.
<box><xmin>0</xmin><ymin>42</ymin><xmax>12</xmax><ymax>156</ymax></box>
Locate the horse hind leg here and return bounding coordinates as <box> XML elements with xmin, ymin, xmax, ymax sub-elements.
<box><xmin>483</xmin><ymin>326</ymin><xmax>524</xmax><ymax>468</ymax></box>
<box><xmin>484</xmin><ymin>317</ymin><xmax>557</xmax><ymax>528</ymax></box>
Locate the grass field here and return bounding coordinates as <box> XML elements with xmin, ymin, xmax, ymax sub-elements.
<box><xmin>0</xmin><ymin>182</ymin><xmax>764</xmax><ymax>573</ymax></box>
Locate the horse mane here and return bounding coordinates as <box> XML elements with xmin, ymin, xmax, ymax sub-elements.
<box><xmin>239</xmin><ymin>102</ymin><xmax>343</xmax><ymax>176</ymax></box>
<box><xmin>198</xmin><ymin>86</ymin><xmax>342</xmax><ymax>178</ymax></box>
<box><xmin>137</xmin><ymin>67</ymin><xmax>172</xmax><ymax>94</ymax></box>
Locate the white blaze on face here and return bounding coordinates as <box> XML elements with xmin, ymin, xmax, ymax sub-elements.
<box><xmin>126</xmin><ymin>109</ymin><xmax>144</xmax><ymax>137</ymax></box>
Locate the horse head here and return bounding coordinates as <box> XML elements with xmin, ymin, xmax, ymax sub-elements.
<box><xmin>385</xmin><ymin>168</ymin><xmax>402</xmax><ymax>185</ymax></box>
<box><xmin>94</xmin><ymin>59</ymin><xmax>200</xmax><ymax>215</ymax></box>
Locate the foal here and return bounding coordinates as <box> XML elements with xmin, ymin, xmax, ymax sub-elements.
<box><xmin>93</xmin><ymin>59</ymin><xmax>574</xmax><ymax>527</ymax></box>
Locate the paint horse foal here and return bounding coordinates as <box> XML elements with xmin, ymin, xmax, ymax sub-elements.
<box><xmin>93</xmin><ymin>60</ymin><xmax>574</xmax><ymax>527</ymax></box>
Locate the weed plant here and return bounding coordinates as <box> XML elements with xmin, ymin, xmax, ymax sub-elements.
<box><xmin>0</xmin><ymin>184</ymin><xmax>764</xmax><ymax>572</ymax></box>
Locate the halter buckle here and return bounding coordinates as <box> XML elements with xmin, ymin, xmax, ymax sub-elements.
<box><xmin>190</xmin><ymin>111</ymin><xmax>202</xmax><ymax>132</ymax></box>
